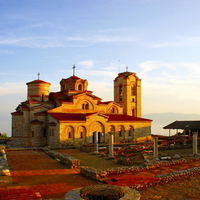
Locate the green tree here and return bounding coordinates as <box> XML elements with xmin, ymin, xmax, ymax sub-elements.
<box><xmin>0</xmin><ymin>133</ymin><xmax>8</xmax><ymax>139</ymax></box>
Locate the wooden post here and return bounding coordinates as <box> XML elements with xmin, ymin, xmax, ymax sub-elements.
<box><xmin>154</xmin><ymin>137</ymin><xmax>158</xmax><ymax>158</ymax></box>
<box><xmin>94</xmin><ymin>131</ymin><xmax>98</xmax><ymax>153</ymax></box>
<box><xmin>109</xmin><ymin>132</ymin><xmax>114</xmax><ymax>158</ymax></box>
<box><xmin>193</xmin><ymin>132</ymin><xmax>198</xmax><ymax>154</ymax></box>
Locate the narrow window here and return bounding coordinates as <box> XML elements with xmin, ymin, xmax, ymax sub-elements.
<box><xmin>68</xmin><ymin>132</ymin><xmax>72</xmax><ymax>138</ymax></box>
<box><xmin>42</xmin><ymin>94</ymin><xmax>45</xmax><ymax>102</ymax></box>
<box><xmin>119</xmin><ymin>130</ymin><xmax>122</xmax><ymax>137</ymax></box>
<box><xmin>32</xmin><ymin>131</ymin><xmax>34</xmax><ymax>137</ymax></box>
<box><xmin>128</xmin><ymin>130</ymin><xmax>131</xmax><ymax>136</ymax></box>
<box><xmin>85</xmin><ymin>103</ymin><xmax>89</xmax><ymax>109</ymax></box>
<box><xmin>131</xmin><ymin>86</ymin><xmax>135</xmax><ymax>96</ymax></box>
<box><xmin>80</xmin><ymin>132</ymin><xmax>84</xmax><ymax>138</ymax></box>
<box><xmin>119</xmin><ymin>85</ymin><xmax>123</xmax><ymax>101</ymax></box>
<box><xmin>43</xmin><ymin>129</ymin><xmax>46</xmax><ymax>137</ymax></box>
<box><xmin>132</xmin><ymin>109</ymin><xmax>135</xmax><ymax>116</ymax></box>
<box><xmin>78</xmin><ymin>84</ymin><xmax>83</xmax><ymax>91</ymax></box>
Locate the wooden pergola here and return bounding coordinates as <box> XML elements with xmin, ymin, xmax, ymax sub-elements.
<box><xmin>163</xmin><ymin>120</ymin><xmax>200</xmax><ymax>137</ymax></box>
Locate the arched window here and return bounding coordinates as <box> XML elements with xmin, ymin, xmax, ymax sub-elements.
<box><xmin>82</xmin><ymin>102</ymin><xmax>89</xmax><ymax>110</ymax></box>
<box><xmin>109</xmin><ymin>106</ymin><xmax>118</xmax><ymax>113</ymax></box>
<box><xmin>41</xmin><ymin>94</ymin><xmax>45</xmax><ymax>102</ymax></box>
<box><xmin>119</xmin><ymin>85</ymin><xmax>123</xmax><ymax>101</ymax></box>
<box><xmin>78</xmin><ymin>84</ymin><xmax>83</xmax><ymax>91</ymax></box>
<box><xmin>132</xmin><ymin>108</ymin><xmax>135</xmax><ymax>117</ymax></box>
<box><xmin>85</xmin><ymin>103</ymin><xmax>89</xmax><ymax>109</ymax></box>
<box><xmin>131</xmin><ymin>86</ymin><xmax>135</xmax><ymax>96</ymax></box>
<box><xmin>80</xmin><ymin>132</ymin><xmax>84</xmax><ymax>138</ymax></box>
<box><xmin>68</xmin><ymin>132</ymin><xmax>72</xmax><ymax>138</ymax></box>
<box><xmin>128</xmin><ymin>126</ymin><xmax>134</xmax><ymax>137</ymax></box>
<box><xmin>129</xmin><ymin>126</ymin><xmax>134</xmax><ymax>137</ymax></box>
<box><xmin>119</xmin><ymin>126</ymin><xmax>124</xmax><ymax>138</ymax></box>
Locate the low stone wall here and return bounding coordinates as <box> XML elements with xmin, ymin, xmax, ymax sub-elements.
<box><xmin>43</xmin><ymin>148</ymin><xmax>80</xmax><ymax>169</ymax></box>
<box><xmin>81</xmin><ymin>155</ymin><xmax>200</xmax><ymax>189</ymax></box>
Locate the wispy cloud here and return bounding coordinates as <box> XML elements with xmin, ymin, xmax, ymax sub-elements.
<box><xmin>153</xmin><ymin>36</ymin><xmax>200</xmax><ymax>48</ymax></box>
<box><xmin>0</xmin><ymin>36</ymin><xmax>65</xmax><ymax>48</ymax></box>
<box><xmin>0</xmin><ymin>82</ymin><xmax>26</xmax><ymax>95</ymax></box>
<box><xmin>78</xmin><ymin>60</ymin><xmax>94</xmax><ymax>68</ymax></box>
<box><xmin>0</xmin><ymin>50</ymin><xmax>14</xmax><ymax>55</ymax></box>
<box><xmin>138</xmin><ymin>60</ymin><xmax>174</xmax><ymax>75</ymax></box>
<box><xmin>0</xmin><ymin>30</ymin><xmax>138</xmax><ymax>48</ymax></box>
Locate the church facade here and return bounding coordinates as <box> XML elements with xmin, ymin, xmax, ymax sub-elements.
<box><xmin>11</xmin><ymin>70</ymin><xmax>152</xmax><ymax>148</ymax></box>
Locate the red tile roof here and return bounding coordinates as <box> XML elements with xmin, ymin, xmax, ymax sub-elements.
<box><xmin>105</xmin><ymin>114</ymin><xmax>152</xmax><ymax>122</ymax></box>
<box><xmin>26</xmin><ymin>79</ymin><xmax>51</xmax><ymax>85</ymax></box>
<box><xmin>49</xmin><ymin>112</ymin><xmax>152</xmax><ymax>122</ymax></box>
<box><xmin>49</xmin><ymin>113</ymin><xmax>95</xmax><ymax>121</ymax></box>
<box><xmin>11</xmin><ymin>111</ymin><xmax>23</xmax><ymax>115</ymax></box>
<box><xmin>30</xmin><ymin>120</ymin><xmax>43</xmax><ymax>124</ymax></box>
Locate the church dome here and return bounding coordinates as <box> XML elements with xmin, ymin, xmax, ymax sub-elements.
<box><xmin>26</xmin><ymin>79</ymin><xmax>51</xmax><ymax>102</ymax></box>
<box><xmin>60</xmin><ymin>75</ymin><xmax>88</xmax><ymax>92</ymax></box>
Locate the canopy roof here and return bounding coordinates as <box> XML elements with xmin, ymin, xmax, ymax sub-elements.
<box><xmin>163</xmin><ymin>121</ymin><xmax>200</xmax><ymax>130</ymax></box>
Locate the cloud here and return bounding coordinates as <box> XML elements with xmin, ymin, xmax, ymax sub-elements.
<box><xmin>78</xmin><ymin>69</ymin><xmax>117</xmax><ymax>79</ymax></box>
<box><xmin>153</xmin><ymin>36</ymin><xmax>200</xmax><ymax>48</ymax></box>
<box><xmin>0</xmin><ymin>36</ymin><xmax>65</xmax><ymax>48</ymax></box>
<box><xmin>139</xmin><ymin>60</ymin><xmax>174</xmax><ymax>71</ymax></box>
<box><xmin>0</xmin><ymin>82</ymin><xmax>26</xmax><ymax>95</ymax></box>
<box><xmin>138</xmin><ymin>60</ymin><xmax>200</xmax><ymax>114</ymax></box>
<box><xmin>78</xmin><ymin>60</ymin><xmax>94</xmax><ymax>68</ymax></box>
<box><xmin>65</xmin><ymin>34</ymin><xmax>137</xmax><ymax>45</ymax></box>
<box><xmin>89</xmin><ymin>81</ymin><xmax>113</xmax><ymax>101</ymax></box>
<box><xmin>0</xmin><ymin>50</ymin><xmax>15</xmax><ymax>55</ymax></box>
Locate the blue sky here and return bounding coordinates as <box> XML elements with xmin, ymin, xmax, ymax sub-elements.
<box><xmin>1</xmin><ymin>0</ymin><xmax>200</xmax><ymax>135</ymax></box>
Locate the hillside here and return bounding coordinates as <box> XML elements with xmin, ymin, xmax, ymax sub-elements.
<box><xmin>143</xmin><ymin>112</ymin><xmax>200</xmax><ymax>136</ymax></box>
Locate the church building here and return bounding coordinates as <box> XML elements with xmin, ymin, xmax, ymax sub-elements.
<box><xmin>11</xmin><ymin>68</ymin><xmax>152</xmax><ymax>148</ymax></box>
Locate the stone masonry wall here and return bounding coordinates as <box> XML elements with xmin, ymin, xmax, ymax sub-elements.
<box><xmin>43</xmin><ymin>148</ymin><xmax>80</xmax><ymax>169</ymax></box>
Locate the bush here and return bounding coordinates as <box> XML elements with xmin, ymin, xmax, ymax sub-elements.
<box><xmin>0</xmin><ymin>133</ymin><xmax>8</xmax><ymax>139</ymax></box>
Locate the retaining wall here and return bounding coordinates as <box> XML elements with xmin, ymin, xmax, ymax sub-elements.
<box><xmin>43</xmin><ymin>148</ymin><xmax>80</xmax><ymax>169</ymax></box>
<box><xmin>81</xmin><ymin>155</ymin><xmax>200</xmax><ymax>189</ymax></box>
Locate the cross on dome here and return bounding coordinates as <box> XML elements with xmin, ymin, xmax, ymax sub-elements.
<box><xmin>37</xmin><ymin>72</ymin><xmax>40</xmax><ymax>80</ymax></box>
<box><xmin>73</xmin><ymin>65</ymin><xmax>76</xmax><ymax>76</ymax></box>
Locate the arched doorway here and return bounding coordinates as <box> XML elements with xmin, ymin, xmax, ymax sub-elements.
<box><xmin>90</xmin><ymin>121</ymin><xmax>105</xmax><ymax>144</ymax></box>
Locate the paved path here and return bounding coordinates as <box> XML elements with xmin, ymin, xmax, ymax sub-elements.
<box><xmin>0</xmin><ymin>150</ymin><xmax>101</xmax><ymax>200</ymax></box>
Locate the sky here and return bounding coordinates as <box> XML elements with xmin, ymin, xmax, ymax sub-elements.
<box><xmin>1</xmin><ymin>0</ymin><xmax>200</xmax><ymax>135</ymax></box>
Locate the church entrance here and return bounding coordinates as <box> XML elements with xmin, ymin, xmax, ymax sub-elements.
<box><xmin>92</xmin><ymin>132</ymin><xmax>102</xmax><ymax>144</ymax></box>
<box><xmin>90</xmin><ymin>121</ymin><xmax>105</xmax><ymax>144</ymax></box>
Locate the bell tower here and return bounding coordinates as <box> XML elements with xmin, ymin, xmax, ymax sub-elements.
<box><xmin>114</xmin><ymin>71</ymin><xmax>141</xmax><ymax>117</ymax></box>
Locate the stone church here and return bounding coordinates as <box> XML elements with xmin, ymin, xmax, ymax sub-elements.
<box><xmin>11</xmin><ymin>69</ymin><xmax>152</xmax><ymax>148</ymax></box>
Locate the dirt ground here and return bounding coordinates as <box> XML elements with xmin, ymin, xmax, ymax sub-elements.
<box><xmin>56</xmin><ymin>149</ymin><xmax>125</xmax><ymax>169</ymax></box>
<box><xmin>56</xmin><ymin>146</ymin><xmax>199</xmax><ymax>169</ymax></box>
<box><xmin>56</xmin><ymin>147</ymin><xmax>200</xmax><ymax>200</ymax></box>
